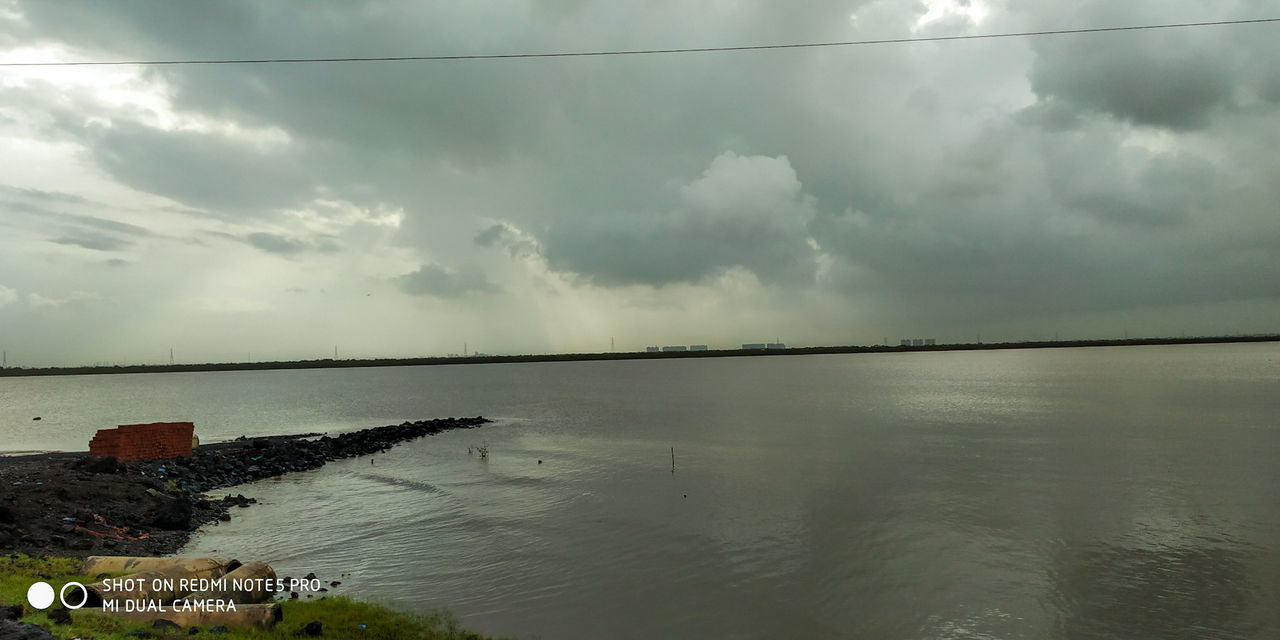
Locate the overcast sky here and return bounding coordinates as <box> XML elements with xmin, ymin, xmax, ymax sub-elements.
<box><xmin>1</xmin><ymin>1</ymin><xmax>1278</xmax><ymax>366</ymax></box>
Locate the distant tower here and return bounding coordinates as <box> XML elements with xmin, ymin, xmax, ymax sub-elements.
<box><xmin>169</xmin><ymin>348</ymin><xmax>174</xmax><ymax>365</ymax></box>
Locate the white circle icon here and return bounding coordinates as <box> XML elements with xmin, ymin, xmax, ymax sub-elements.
<box><xmin>27</xmin><ymin>581</ymin><xmax>55</xmax><ymax>610</ymax></box>
<box><xmin>60</xmin><ymin>582</ymin><xmax>88</xmax><ymax>610</ymax></box>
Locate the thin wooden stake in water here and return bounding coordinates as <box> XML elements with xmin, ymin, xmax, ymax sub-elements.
<box><xmin>671</xmin><ymin>447</ymin><xmax>676</xmax><ymax>473</ymax></box>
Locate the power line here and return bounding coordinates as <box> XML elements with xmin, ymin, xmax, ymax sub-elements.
<box><xmin>2</xmin><ymin>17</ymin><xmax>1277</xmax><ymax>68</ymax></box>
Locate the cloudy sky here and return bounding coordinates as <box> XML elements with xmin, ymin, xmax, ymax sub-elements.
<box><xmin>1</xmin><ymin>1</ymin><xmax>1278</xmax><ymax>366</ymax></box>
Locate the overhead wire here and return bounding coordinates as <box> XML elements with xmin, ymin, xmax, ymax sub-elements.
<box><xmin>1</xmin><ymin>17</ymin><xmax>1277</xmax><ymax>67</ymax></box>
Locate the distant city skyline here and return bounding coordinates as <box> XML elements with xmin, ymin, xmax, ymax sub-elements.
<box><xmin>2</xmin><ymin>2</ymin><xmax>1279</xmax><ymax>367</ymax></box>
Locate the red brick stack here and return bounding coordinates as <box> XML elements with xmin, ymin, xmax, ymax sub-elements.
<box><xmin>88</xmin><ymin>422</ymin><xmax>195</xmax><ymax>461</ymax></box>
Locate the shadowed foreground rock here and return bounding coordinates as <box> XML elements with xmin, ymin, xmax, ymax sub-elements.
<box><xmin>0</xmin><ymin>619</ymin><xmax>56</xmax><ymax>640</ymax></box>
<box><xmin>0</xmin><ymin>417</ymin><xmax>490</xmax><ymax>558</ymax></box>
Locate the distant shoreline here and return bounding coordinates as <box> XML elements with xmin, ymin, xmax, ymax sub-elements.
<box><xmin>1</xmin><ymin>334</ymin><xmax>1276</xmax><ymax>378</ymax></box>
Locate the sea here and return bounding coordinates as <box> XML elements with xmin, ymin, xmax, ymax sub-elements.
<box><xmin>3</xmin><ymin>343</ymin><xmax>1278</xmax><ymax>639</ymax></box>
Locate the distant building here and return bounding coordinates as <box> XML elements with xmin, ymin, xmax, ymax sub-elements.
<box><xmin>923</xmin><ymin>339</ymin><xmax>935</xmax><ymax>346</ymax></box>
<box><xmin>742</xmin><ymin>343</ymin><xmax>766</xmax><ymax>350</ymax></box>
<box><xmin>662</xmin><ymin>345</ymin><xmax>687</xmax><ymax>352</ymax></box>
<box><xmin>766</xmin><ymin>343</ymin><xmax>786</xmax><ymax>349</ymax></box>
<box><xmin>900</xmin><ymin>339</ymin><xmax>911</xmax><ymax>347</ymax></box>
<box><xmin>689</xmin><ymin>344</ymin><xmax>708</xmax><ymax>351</ymax></box>
<box><xmin>911</xmin><ymin>339</ymin><xmax>923</xmax><ymax>347</ymax></box>
<box><xmin>645</xmin><ymin>346</ymin><xmax>660</xmax><ymax>353</ymax></box>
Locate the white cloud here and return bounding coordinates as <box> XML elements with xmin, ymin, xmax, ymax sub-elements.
<box><xmin>26</xmin><ymin>291</ymin><xmax>99</xmax><ymax>308</ymax></box>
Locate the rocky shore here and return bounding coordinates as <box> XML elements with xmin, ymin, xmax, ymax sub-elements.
<box><xmin>0</xmin><ymin>417</ymin><xmax>490</xmax><ymax>558</ymax></box>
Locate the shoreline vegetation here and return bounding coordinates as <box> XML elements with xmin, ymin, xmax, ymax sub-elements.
<box><xmin>1</xmin><ymin>556</ymin><xmax>502</xmax><ymax>639</ymax></box>
<box><xmin>1</xmin><ymin>334</ymin><xmax>1276</xmax><ymax>378</ymax></box>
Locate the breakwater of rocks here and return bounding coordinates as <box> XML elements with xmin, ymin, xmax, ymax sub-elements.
<box><xmin>0</xmin><ymin>417</ymin><xmax>490</xmax><ymax>558</ymax></box>
<box><xmin>129</xmin><ymin>416</ymin><xmax>491</xmax><ymax>494</ymax></box>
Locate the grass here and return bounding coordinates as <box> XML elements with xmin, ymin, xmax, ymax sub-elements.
<box><xmin>1</xmin><ymin>555</ymin><xmax>506</xmax><ymax>639</ymax></box>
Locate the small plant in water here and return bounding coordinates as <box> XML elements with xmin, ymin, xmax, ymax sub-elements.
<box><xmin>474</xmin><ymin>443</ymin><xmax>489</xmax><ymax>459</ymax></box>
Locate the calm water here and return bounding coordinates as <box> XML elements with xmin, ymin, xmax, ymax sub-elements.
<box><xmin>3</xmin><ymin>344</ymin><xmax>1279</xmax><ymax>639</ymax></box>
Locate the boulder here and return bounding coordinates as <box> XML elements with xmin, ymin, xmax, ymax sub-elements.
<box><xmin>152</xmin><ymin>500</ymin><xmax>193</xmax><ymax>530</ymax></box>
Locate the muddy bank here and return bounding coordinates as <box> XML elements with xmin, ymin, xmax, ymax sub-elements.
<box><xmin>0</xmin><ymin>417</ymin><xmax>490</xmax><ymax>558</ymax></box>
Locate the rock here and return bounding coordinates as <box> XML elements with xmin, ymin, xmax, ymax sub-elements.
<box><xmin>45</xmin><ymin>607</ymin><xmax>71</xmax><ymax>625</ymax></box>
<box><xmin>0</xmin><ymin>605</ymin><xmax>23</xmax><ymax>620</ymax></box>
<box><xmin>152</xmin><ymin>500</ymin><xmax>192</xmax><ymax>530</ymax></box>
<box><xmin>209</xmin><ymin>625</ymin><xmax>230</xmax><ymax>634</ymax></box>
<box><xmin>79</xmin><ymin>456</ymin><xmax>119</xmax><ymax>474</ymax></box>
<box><xmin>0</xmin><ymin>620</ymin><xmax>57</xmax><ymax>640</ymax></box>
<box><xmin>124</xmin><ymin>631</ymin><xmax>152</xmax><ymax>638</ymax></box>
<box><xmin>0</xmin><ymin>506</ymin><xmax>16</xmax><ymax>525</ymax></box>
<box><xmin>302</xmin><ymin>620</ymin><xmax>322</xmax><ymax>636</ymax></box>
<box><xmin>153</xmin><ymin>619</ymin><xmax>182</xmax><ymax>631</ymax></box>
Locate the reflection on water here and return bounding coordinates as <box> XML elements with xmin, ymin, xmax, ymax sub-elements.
<box><xmin>1051</xmin><ymin>537</ymin><xmax>1269</xmax><ymax>640</ymax></box>
<box><xmin>5</xmin><ymin>344</ymin><xmax>1279</xmax><ymax>638</ymax></box>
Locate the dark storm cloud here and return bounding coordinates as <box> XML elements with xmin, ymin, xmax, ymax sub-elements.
<box><xmin>244</xmin><ymin>232</ymin><xmax>305</xmax><ymax>254</ymax></box>
<box><xmin>1028</xmin><ymin>36</ymin><xmax>1233</xmax><ymax>131</ymax></box>
<box><xmin>397</xmin><ymin>263</ymin><xmax>501</xmax><ymax>298</ymax></box>
<box><xmin>204</xmin><ymin>231</ymin><xmax>339</xmax><ymax>256</ymax></box>
<box><xmin>0</xmin><ymin>190</ymin><xmax>158</xmax><ymax>252</ymax></box>
<box><xmin>53</xmin><ymin>212</ymin><xmax>155</xmax><ymax>237</ymax></box>
<box><xmin>473</xmin><ymin>224</ymin><xmax>507</xmax><ymax>248</ymax></box>
<box><xmin>12</xmin><ymin>2</ymin><xmax>552</xmax><ymax>161</ymax></box>
<box><xmin>49</xmin><ymin>232</ymin><xmax>130</xmax><ymax>251</ymax></box>
<box><xmin>542</xmin><ymin>153</ymin><xmax>819</xmax><ymax>287</ymax></box>
<box><xmin>544</xmin><ymin>213</ymin><xmax>815</xmax><ymax>287</ymax></box>
<box><xmin>1022</xmin><ymin>3</ymin><xmax>1280</xmax><ymax>132</ymax></box>
<box><xmin>0</xmin><ymin>199</ymin><xmax>154</xmax><ymax>237</ymax></box>
<box><xmin>0</xmin><ymin>185</ymin><xmax>94</xmax><ymax>206</ymax></box>
<box><xmin>86</xmin><ymin>121</ymin><xmax>312</xmax><ymax>213</ymax></box>
<box><xmin>474</xmin><ymin>223</ymin><xmax>539</xmax><ymax>259</ymax></box>
<box><xmin>1038</xmin><ymin>138</ymin><xmax>1219</xmax><ymax>228</ymax></box>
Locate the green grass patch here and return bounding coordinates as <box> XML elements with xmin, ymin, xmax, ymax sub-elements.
<box><xmin>2</xmin><ymin>556</ymin><xmax>507</xmax><ymax>639</ymax></box>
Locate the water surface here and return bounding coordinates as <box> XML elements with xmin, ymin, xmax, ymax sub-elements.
<box><xmin>4</xmin><ymin>344</ymin><xmax>1278</xmax><ymax>638</ymax></box>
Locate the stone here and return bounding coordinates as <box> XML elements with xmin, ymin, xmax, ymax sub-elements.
<box><xmin>0</xmin><ymin>620</ymin><xmax>57</xmax><ymax>640</ymax></box>
<box><xmin>151</xmin><ymin>500</ymin><xmax>192</xmax><ymax>530</ymax></box>
<box><xmin>153</xmin><ymin>619</ymin><xmax>182</xmax><ymax>631</ymax></box>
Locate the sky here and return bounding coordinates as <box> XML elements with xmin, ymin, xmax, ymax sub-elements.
<box><xmin>1</xmin><ymin>0</ymin><xmax>1278</xmax><ymax>366</ymax></box>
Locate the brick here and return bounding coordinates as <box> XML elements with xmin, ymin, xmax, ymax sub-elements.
<box><xmin>88</xmin><ymin>421</ymin><xmax>196</xmax><ymax>461</ymax></box>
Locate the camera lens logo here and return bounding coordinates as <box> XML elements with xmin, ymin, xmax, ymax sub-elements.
<box><xmin>27</xmin><ymin>581</ymin><xmax>88</xmax><ymax>610</ymax></box>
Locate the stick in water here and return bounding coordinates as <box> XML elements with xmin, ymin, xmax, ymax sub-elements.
<box><xmin>671</xmin><ymin>447</ymin><xmax>675</xmax><ymax>472</ymax></box>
